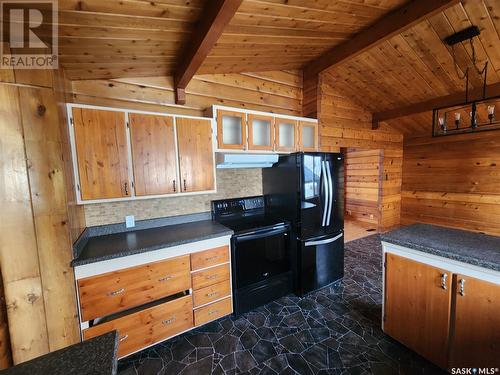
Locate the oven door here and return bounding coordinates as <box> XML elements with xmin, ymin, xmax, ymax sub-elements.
<box><xmin>232</xmin><ymin>225</ymin><xmax>290</xmax><ymax>289</ymax></box>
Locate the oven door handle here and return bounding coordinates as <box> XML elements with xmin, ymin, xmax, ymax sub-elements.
<box><xmin>235</xmin><ymin>226</ymin><xmax>289</xmax><ymax>242</ymax></box>
<box><xmin>304</xmin><ymin>233</ymin><xmax>343</xmax><ymax>247</ymax></box>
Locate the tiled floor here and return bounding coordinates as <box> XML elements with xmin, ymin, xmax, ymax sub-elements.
<box><xmin>117</xmin><ymin>235</ymin><xmax>445</xmax><ymax>375</ymax></box>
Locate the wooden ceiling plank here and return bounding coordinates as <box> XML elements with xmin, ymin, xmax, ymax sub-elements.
<box><xmin>303</xmin><ymin>0</ymin><xmax>460</xmax><ymax>79</ymax></box>
<box><xmin>373</xmin><ymin>81</ymin><xmax>500</xmax><ymax>126</ymax></box>
<box><xmin>174</xmin><ymin>0</ymin><xmax>243</xmax><ymax>104</ymax></box>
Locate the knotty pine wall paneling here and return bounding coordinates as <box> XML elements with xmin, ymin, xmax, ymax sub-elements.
<box><xmin>402</xmin><ymin>131</ymin><xmax>500</xmax><ymax>236</ymax></box>
<box><xmin>0</xmin><ymin>66</ymin><xmax>81</xmax><ymax>363</ymax></box>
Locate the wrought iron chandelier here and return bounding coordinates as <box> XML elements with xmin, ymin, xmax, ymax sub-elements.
<box><xmin>433</xmin><ymin>26</ymin><xmax>499</xmax><ymax>137</ymax></box>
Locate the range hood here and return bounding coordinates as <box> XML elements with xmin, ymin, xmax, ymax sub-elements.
<box><xmin>216</xmin><ymin>153</ymin><xmax>279</xmax><ymax>169</ymax></box>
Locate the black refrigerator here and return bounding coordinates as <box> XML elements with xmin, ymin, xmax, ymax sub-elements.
<box><xmin>262</xmin><ymin>152</ymin><xmax>344</xmax><ymax>296</ymax></box>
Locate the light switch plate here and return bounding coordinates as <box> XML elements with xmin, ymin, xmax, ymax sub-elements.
<box><xmin>125</xmin><ymin>215</ymin><xmax>135</xmax><ymax>228</ymax></box>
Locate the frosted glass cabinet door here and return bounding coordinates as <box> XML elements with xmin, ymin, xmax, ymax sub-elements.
<box><xmin>248</xmin><ymin>114</ymin><xmax>274</xmax><ymax>151</ymax></box>
<box><xmin>299</xmin><ymin>121</ymin><xmax>318</xmax><ymax>151</ymax></box>
<box><xmin>216</xmin><ymin>110</ymin><xmax>247</xmax><ymax>150</ymax></box>
<box><xmin>275</xmin><ymin>118</ymin><xmax>297</xmax><ymax>152</ymax></box>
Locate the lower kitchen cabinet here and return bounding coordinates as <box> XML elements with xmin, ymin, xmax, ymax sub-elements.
<box><xmin>383</xmin><ymin>251</ymin><xmax>500</xmax><ymax>370</ymax></box>
<box><xmin>384</xmin><ymin>253</ymin><xmax>451</xmax><ymax>368</ymax></box>
<box><xmin>450</xmin><ymin>275</ymin><xmax>500</xmax><ymax>368</ymax></box>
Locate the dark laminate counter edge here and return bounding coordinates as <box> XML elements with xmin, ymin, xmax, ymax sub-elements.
<box><xmin>72</xmin><ymin>220</ymin><xmax>233</xmax><ymax>267</ymax></box>
<box><xmin>380</xmin><ymin>224</ymin><xmax>500</xmax><ymax>272</ymax></box>
<box><xmin>0</xmin><ymin>331</ymin><xmax>118</xmax><ymax>375</ymax></box>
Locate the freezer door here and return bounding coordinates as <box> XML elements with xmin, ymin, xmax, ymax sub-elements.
<box><xmin>296</xmin><ymin>232</ymin><xmax>344</xmax><ymax>296</ymax></box>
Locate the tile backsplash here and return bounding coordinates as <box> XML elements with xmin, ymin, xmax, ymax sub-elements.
<box><xmin>84</xmin><ymin>169</ymin><xmax>263</xmax><ymax>226</ymax></box>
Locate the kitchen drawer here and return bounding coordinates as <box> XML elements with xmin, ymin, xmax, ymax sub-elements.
<box><xmin>78</xmin><ymin>255</ymin><xmax>191</xmax><ymax>321</ymax></box>
<box><xmin>193</xmin><ymin>280</ymin><xmax>231</xmax><ymax>308</ymax></box>
<box><xmin>83</xmin><ymin>295</ymin><xmax>193</xmax><ymax>358</ymax></box>
<box><xmin>191</xmin><ymin>246</ymin><xmax>229</xmax><ymax>271</ymax></box>
<box><xmin>192</xmin><ymin>264</ymin><xmax>230</xmax><ymax>290</ymax></box>
<box><xmin>194</xmin><ymin>297</ymin><xmax>232</xmax><ymax>326</ymax></box>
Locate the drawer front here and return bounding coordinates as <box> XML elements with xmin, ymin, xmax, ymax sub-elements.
<box><xmin>191</xmin><ymin>246</ymin><xmax>229</xmax><ymax>271</ymax></box>
<box><xmin>194</xmin><ymin>297</ymin><xmax>232</xmax><ymax>326</ymax></box>
<box><xmin>193</xmin><ymin>280</ymin><xmax>231</xmax><ymax>308</ymax></box>
<box><xmin>78</xmin><ymin>255</ymin><xmax>191</xmax><ymax>321</ymax></box>
<box><xmin>192</xmin><ymin>264</ymin><xmax>230</xmax><ymax>290</ymax></box>
<box><xmin>83</xmin><ymin>295</ymin><xmax>193</xmax><ymax>358</ymax></box>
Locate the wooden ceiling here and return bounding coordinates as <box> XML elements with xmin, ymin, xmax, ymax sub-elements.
<box><xmin>57</xmin><ymin>0</ymin><xmax>407</xmax><ymax>80</ymax></box>
<box><xmin>326</xmin><ymin>1</ymin><xmax>500</xmax><ymax>124</ymax></box>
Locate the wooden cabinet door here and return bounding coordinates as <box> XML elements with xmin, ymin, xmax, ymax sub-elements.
<box><xmin>247</xmin><ymin>114</ymin><xmax>274</xmax><ymax>151</ymax></box>
<box><xmin>450</xmin><ymin>275</ymin><xmax>500</xmax><ymax>367</ymax></box>
<box><xmin>299</xmin><ymin>121</ymin><xmax>318</xmax><ymax>151</ymax></box>
<box><xmin>72</xmin><ymin>108</ymin><xmax>130</xmax><ymax>200</ymax></box>
<box><xmin>176</xmin><ymin>117</ymin><xmax>214</xmax><ymax>192</ymax></box>
<box><xmin>384</xmin><ymin>253</ymin><xmax>452</xmax><ymax>368</ymax></box>
<box><xmin>129</xmin><ymin>113</ymin><xmax>177</xmax><ymax>196</ymax></box>
<box><xmin>275</xmin><ymin>118</ymin><xmax>297</xmax><ymax>152</ymax></box>
<box><xmin>216</xmin><ymin>110</ymin><xmax>247</xmax><ymax>150</ymax></box>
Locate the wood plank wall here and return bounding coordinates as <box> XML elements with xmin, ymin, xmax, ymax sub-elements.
<box><xmin>402</xmin><ymin>131</ymin><xmax>500</xmax><ymax>236</ymax></box>
<box><xmin>380</xmin><ymin>149</ymin><xmax>403</xmax><ymax>231</ymax></box>
<box><xmin>0</xmin><ymin>65</ymin><xmax>83</xmax><ymax>363</ymax></box>
<box><xmin>69</xmin><ymin>71</ymin><xmax>303</xmax><ymax>117</ymax></box>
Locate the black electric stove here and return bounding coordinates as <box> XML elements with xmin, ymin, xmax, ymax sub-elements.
<box><xmin>212</xmin><ymin>196</ymin><xmax>292</xmax><ymax>315</ymax></box>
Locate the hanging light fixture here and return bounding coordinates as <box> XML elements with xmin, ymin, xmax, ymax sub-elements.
<box><xmin>433</xmin><ymin>26</ymin><xmax>500</xmax><ymax>137</ymax></box>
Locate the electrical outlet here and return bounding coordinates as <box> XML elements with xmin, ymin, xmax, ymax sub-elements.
<box><xmin>125</xmin><ymin>215</ymin><xmax>135</xmax><ymax>228</ymax></box>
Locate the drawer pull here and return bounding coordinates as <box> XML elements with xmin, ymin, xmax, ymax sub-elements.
<box><xmin>107</xmin><ymin>288</ymin><xmax>125</xmax><ymax>297</ymax></box>
<box><xmin>205</xmin><ymin>275</ymin><xmax>217</xmax><ymax>280</ymax></box>
<box><xmin>162</xmin><ymin>316</ymin><xmax>176</xmax><ymax>325</ymax></box>
<box><xmin>119</xmin><ymin>334</ymin><xmax>129</xmax><ymax>342</ymax></box>
<box><xmin>158</xmin><ymin>275</ymin><xmax>174</xmax><ymax>282</ymax></box>
<box><xmin>205</xmin><ymin>255</ymin><xmax>218</xmax><ymax>262</ymax></box>
<box><xmin>208</xmin><ymin>309</ymin><xmax>219</xmax><ymax>316</ymax></box>
<box><xmin>206</xmin><ymin>292</ymin><xmax>218</xmax><ymax>298</ymax></box>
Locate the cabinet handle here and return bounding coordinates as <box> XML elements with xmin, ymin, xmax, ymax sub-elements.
<box><xmin>119</xmin><ymin>334</ymin><xmax>128</xmax><ymax>342</ymax></box>
<box><xmin>205</xmin><ymin>255</ymin><xmax>218</xmax><ymax>262</ymax></box>
<box><xmin>206</xmin><ymin>291</ymin><xmax>218</xmax><ymax>298</ymax></box>
<box><xmin>441</xmin><ymin>273</ymin><xmax>448</xmax><ymax>290</ymax></box>
<box><xmin>124</xmin><ymin>182</ymin><xmax>129</xmax><ymax>196</ymax></box>
<box><xmin>173</xmin><ymin>180</ymin><xmax>176</xmax><ymax>193</ymax></box>
<box><xmin>208</xmin><ymin>309</ymin><xmax>219</xmax><ymax>316</ymax></box>
<box><xmin>162</xmin><ymin>316</ymin><xmax>176</xmax><ymax>325</ymax></box>
<box><xmin>459</xmin><ymin>279</ymin><xmax>466</xmax><ymax>296</ymax></box>
<box><xmin>158</xmin><ymin>275</ymin><xmax>174</xmax><ymax>282</ymax></box>
<box><xmin>183</xmin><ymin>179</ymin><xmax>187</xmax><ymax>191</ymax></box>
<box><xmin>205</xmin><ymin>274</ymin><xmax>217</xmax><ymax>280</ymax></box>
<box><xmin>107</xmin><ymin>288</ymin><xmax>125</xmax><ymax>297</ymax></box>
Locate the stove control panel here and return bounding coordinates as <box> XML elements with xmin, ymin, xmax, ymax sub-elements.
<box><xmin>212</xmin><ymin>196</ymin><xmax>265</xmax><ymax>217</ymax></box>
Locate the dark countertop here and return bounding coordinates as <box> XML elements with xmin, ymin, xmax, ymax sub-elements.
<box><xmin>0</xmin><ymin>331</ymin><xmax>118</xmax><ymax>375</ymax></box>
<box><xmin>72</xmin><ymin>220</ymin><xmax>233</xmax><ymax>267</ymax></box>
<box><xmin>381</xmin><ymin>224</ymin><xmax>500</xmax><ymax>272</ymax></box>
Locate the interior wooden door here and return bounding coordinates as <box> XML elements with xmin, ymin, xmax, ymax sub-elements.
<box><xmin>247</xmin><ymin>114</ymin><xmax>274</xmax><ymax>151</ymax></box>
<box><xmin>176</xmin><ymin>117</ymin><xmax>214</xmax><ymax>192</ymax></box>
<box><xmin>299</xmin><ymin>121</ymin><xmax>318</xmax><ymax>151</ymax></box>
<box><xmin>275</xmin><ymin>118</ymin><xmax>297</xmax><ymax>152</ymax></box>
<box><xmin>450</xmin><ymin>275</ymin><xmax>500</xmax><ymax>368</ymax></box>
<box><xmin>72</xmin><ymin>107</ymin><xmax>130</xmax><ymax>200</ymax></box>
<box><xmin>129</xmin><ymin>113</ymin><xmax>177</xmax><ymax>196</ymax></box>
<box><xmin>216</xmin><ymin>110</ymin><xmax>247</xmax><ymax>150</ymax></box>
<box><xmin>384</xmin><ymin>253</ymin><xmax>452</xmax><ymax>369</ymax></box>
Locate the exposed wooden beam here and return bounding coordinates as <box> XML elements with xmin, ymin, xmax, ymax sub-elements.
<box><xmin>174</xmin><ymin>0</ymin><xmax>243</xmax><ymax>104</ymax></box>
<box><xmin>303</xmin><ymin>0</ymin><xmax>460</xmax><ymax>80</ymax></box>
<box><xmin>372</xmin><ymin>82</ymin><xmax>500</xmax><ymax>129</ymax></box>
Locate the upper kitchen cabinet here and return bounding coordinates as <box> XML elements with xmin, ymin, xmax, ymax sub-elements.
<box><xmin>216</xmin><ymin>109</ymin><xmax>247</xmax><ymax>150</ymax></box>
<box><xmin>176</xmin><ymin>117</ymin><xmax>215</xmax><ymax>193</ymax></box>
<box><xmin>275</xmin><ymin>118</ymin><xmax>298</xmax><ymax>152</ymax></box>
<box><xmin>299</xmin><ymin>121</ymin><xmax>319</xmax><ymax>151</ymax></box>
<box><xmin>247</xmin><ymin>114</ymin><xmax>274</xmax><ymax>151</ymax></box>
<box><xmin>129</xmin><ymin>113</ymin><xmax>177</xmax><ymax>196</ymax></box>
<box><xmin>72</xmin><ymin>107</ymin><xmax>131</xmax><ymax>200</ymax></box>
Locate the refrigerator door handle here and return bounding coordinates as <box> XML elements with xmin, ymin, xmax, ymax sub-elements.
<box><xmin>321</xmin><ymin>161</ymin><xmax>329</xmax><ymax>227</ymax></box>
<box><xmin>305</xmin><ymin>233</ymin><xmax>343</xmax><ymax>247</ymax></box>
<box><xmin>325</xmin><ymin>160</ymin><xmax>334</xmax><ymax>226</ymax></box>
